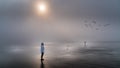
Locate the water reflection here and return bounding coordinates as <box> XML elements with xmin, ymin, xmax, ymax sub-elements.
<box><xmin>1</xmin><ymin>42</ymin><xmax>120</xmax><ymax>68</ymax></box>
<box><xmin>40</xmin><ymin>59</ymin><xmax>45</xmax><ymax>68</ymax></box>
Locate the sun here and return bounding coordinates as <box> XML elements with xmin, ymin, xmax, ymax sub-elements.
<box><xmin>37</xmin><ymin>2</ymin><xmax>47</xmax><ymax>13</ymax></box>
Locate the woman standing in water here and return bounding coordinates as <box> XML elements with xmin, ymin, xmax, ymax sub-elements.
<box><xmin>41</xmin><ymin>42</ymin><xmax>45</xmax><ymax>60</ymax></box>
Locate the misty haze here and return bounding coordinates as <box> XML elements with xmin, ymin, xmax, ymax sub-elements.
<box><xmin>0</xmin><ymin>0</ymin><xmax>120</xmax><ymax>68</ymax></box>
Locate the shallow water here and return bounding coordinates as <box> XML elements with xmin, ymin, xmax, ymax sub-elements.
<box><xmin>0</xmin><ymin>42</ymin><xmax>120</xmax><ymax>68</ymax></box>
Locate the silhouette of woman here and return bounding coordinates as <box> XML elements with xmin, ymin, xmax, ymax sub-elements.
<box><xmin>41</xmin><ymin>42</ymin><xmax>45</xmax><ymax>60</ymax></box>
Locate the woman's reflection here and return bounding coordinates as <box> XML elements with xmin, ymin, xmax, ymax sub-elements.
<box><xmin>40</xmin><ymin>59</ymin><xmax>45</xmax><ymax>68</ymax></box>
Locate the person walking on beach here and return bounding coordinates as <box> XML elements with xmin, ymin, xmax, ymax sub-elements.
<box><xmin>41</xmin><ymin>42</ymin><xmax>45</xmax><ymax>60</ymax></box>
<box><xmin>84</xmin><ymin>41</ymin><xmax>87</xmax><ymax>47</ymax></box>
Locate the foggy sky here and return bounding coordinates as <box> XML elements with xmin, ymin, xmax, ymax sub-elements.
<box><xmin>0</xmin><ymin>0</ymin><xmax>120</xmax><ymax>46</ymax></box>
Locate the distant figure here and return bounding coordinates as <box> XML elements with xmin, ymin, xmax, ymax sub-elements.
<box><xmin>41</xmin><ymin>42</ymin><xmax>45</xmax><ymax>60</ymax></box>
<box><xmin>66</xmin><ymin>45</ymin><xmax>70</xmax><ymax>53</ymax></box>
<box><xmin>84</xmin><ymin>41</ymin><xmax>87</xmax><ymax>47</ymax></box>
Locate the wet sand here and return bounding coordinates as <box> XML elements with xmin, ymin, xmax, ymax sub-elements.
<box><xmin>0</xmin><ymin>42</ymin><xmax>120</xmax><ymax>68</ymax></box>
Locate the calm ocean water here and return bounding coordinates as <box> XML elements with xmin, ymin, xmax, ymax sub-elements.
<box><xmin>0</xmin><ymin>41</ymin><xmax>120</xmax><ymax>68</ymax></box>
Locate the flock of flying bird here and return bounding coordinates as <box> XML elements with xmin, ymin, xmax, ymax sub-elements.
<box><xmin>84</xmin><ymin>20</ymin><xmax>111</xmax><ymax>31</ymax></box>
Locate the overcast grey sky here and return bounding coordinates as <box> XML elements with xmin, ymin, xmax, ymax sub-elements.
<box><xmin>0</xmin><ymin>0</ymin><xmax>120</xmax><ymax>46</ymax></box>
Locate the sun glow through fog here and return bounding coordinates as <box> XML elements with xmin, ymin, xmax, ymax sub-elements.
<box><xmin>36</xmin><ymin>2</ymin><xmax>47</xmax><ymax>14</ymax></box>
<box><xmin>39</xmin><ymin>3</ymin><xmax>46</xmax><ymax>12</ymax></box>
